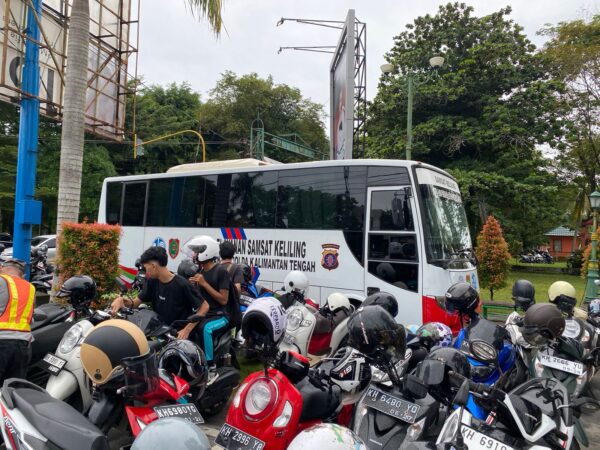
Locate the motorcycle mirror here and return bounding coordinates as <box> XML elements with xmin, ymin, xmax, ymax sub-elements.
<box><xmin>452</xmin><ymin>379</ymin><xmax>470</xmax><ymax>407</ymax></box>
<box><xmin>414</xmin><ymin>359</ymin><xmax>445</xmax><ymax>386</ymax></box>
<box><xmin>405</xmin><ymin>374</ymin><xmax>428</xmax><ymax>399</ymax></box>
<box><xmin>469</xmin><ymin>339</ymin><xmax>498</xmax><ymax>363</ymax></box>
<box><xmin>187</xmin><ymin>314</ymin><xmax>202</xmax><ymax>323</ymax></box>
<box><xmin>114</xmin><ymin>277</ymin><xmax>128</xmax><ymax>294</ymax></box>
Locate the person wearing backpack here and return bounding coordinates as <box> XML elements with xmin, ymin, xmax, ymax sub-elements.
<box><xmin>219</xmin><ymin>241</ymin><xmax>243</xmax><ymax>298</ymax></box>
<box><xmin>186</xmin><ymin>236</ymin><xmax>236</xmax><ymax>367</ymax></box>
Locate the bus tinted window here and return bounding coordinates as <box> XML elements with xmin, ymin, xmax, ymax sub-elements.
<box><xmin>147</xmin><ymin>179</ymin><xmax>174</xmax><ymax>226</ymax></box>
<box><xmin>369</xmin><ymin>189</ymin><xmax>414</xmax><ymax>231</ymax></box>
<box><xmin>368</xmin><ymin>166</ymin><xmax>410</xmax><ymax>186</ymax></box>
<box><xmin>106</xmin><ymin>182</ymin><xmax>122</xmax><ymax>225</ymax></box>
<box><xmin>227</xmin><ymin>171</ymin><xmax>277</xmax><ymax>227</ymax></box>
<box><xmin>276</xmin><ymin>166</ymin><xmax>366</xmax><ymax>230</ymax></box>
<box><xmin>122</xmin><ymin>182</ymin><xmax>147</xmax><ymax>226</ymax></box>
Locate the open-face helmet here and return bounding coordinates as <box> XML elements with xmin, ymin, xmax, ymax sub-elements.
<box><xmin>183</xmin><ymin>235</ymin><xmax>220</xmax><ymax>263</ymax></box>
<box><xmin>444</xmin><ymin>283</ymin><xmax>479</xmax><ymax>315</ymax></box>
<box><xmin>512</xmin><ymin>279</ymin><xmax>535</xmax><ymax>311</ymax></box>
<box><xmin>548</xmin><ymin>281</ymin><xmax>577</xmax><ymax>315</ymax></box>
<box><xmin>177</xmin><ymin>259</ymin><xmax>198</xmax><ymax>279</ymax></box>
<box><xmin>241</xmin><ymin>297</ymin><xmax>287</xmax><ymax>351</ymax></box>
<box><xmin>283</xmin><ymin>270</ymin><xmax>309</xmax><ymax>295</ymax></box>
<box><xmin>362</xmin><ymin>292</ymin><xmax>398</xmax><ymax>318</ymax></box>
<box><xmin>522</xmin><ymin>303</ymin><xmax>566</xmax><ymax>347</ymax></box>
<box><xmin>416</xmin><ymin>322</ymin><xmax>453</xmax><ymax>349</ymax></box>
<box><xmin>55</xmin><ymin>275</ymin><xmax>97</xmax><ymax>308</ymax></box>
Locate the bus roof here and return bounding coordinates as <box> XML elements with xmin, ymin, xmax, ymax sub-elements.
<box><xmin>104</xmin><ymin>158</ymin><xmax>454</xmax><ymax>183</ymax></box>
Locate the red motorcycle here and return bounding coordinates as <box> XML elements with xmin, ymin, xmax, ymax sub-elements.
<box><xmin>216</xmin><ymin>347</ymin><xmax>368</xmax><ymax>450</ymax></box>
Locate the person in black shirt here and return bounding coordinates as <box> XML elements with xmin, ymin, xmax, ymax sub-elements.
<box><xmin>187</xmin><ymin>235</ymin><xmax>231</xmax><ymax>366</ymax></box>
<box><xmin>111</xmin><ymin>246</ymin><xmax>204</xmax><ymax>340</ymax></box>
<box><xmin>219</xmin><ymin>241</ymin><xmax>243</xmax><ymax>297</ymax></box>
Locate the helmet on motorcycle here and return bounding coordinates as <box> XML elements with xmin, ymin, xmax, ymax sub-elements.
<box><xmin>241</xmin><ymin>297</ymin><xmax>287</xmax><ymax>350</ymax></box>
<box><xmin>416</xmin><ymin>322</ymin><xmax>453</xmax><ymax>349</ymax></box>
<box><xmin>183</xmin><ymin>235</ymin><xmax>220</xmax><ymax>263</ymax></box>
<box><xmin>283</xmin><ymin>270</ymin><xmax>309</xmax><ymax>294</ymax></box>
<box><xmin>241</xmin><ymin>264</ymin><xmax>253</xmax><ymax>283</ymax></box>
<box><xmin>287</xmin><ymin>424</ymin><xmax>366</xmax><ymax>450</ymax></box>
<box><xmin>522</xmin><ymin>303</ymin><xmax>566</xmax><ymax>346</ymax></box>
<box><xmin>55</xmin><ymin>275</ymin><xmax>97</xmax><ymax>307</ymax></box>
<box><xmin>131</xmin><ymin>417</ymin><xmax>210</xmax><ymax>450</ymax></box>
<box><xmin>348</xmin><ymin>306</ymin><xmax>406</xmax><ymax>362</ymax></box>
<box><xmin>158</xmin><ymin>340</ymin><xmax>208</xmax><ymax>388</ymax></box>
<box><xmin>548</xmin><ymin>281</ymin><xmax>577</xmax><ymax>315</ymax></box>
<box><xmin>326</xmin><ymin>292</ymin><xmax>351</xmax><ymax>314</ymax></box>
<box><xmin>362</xmin><ymin>292</ymin><xmax>398</xmax><ymax>318</ymax></box>
<box><xmin>81</xmin><ymin>319</ymin><xmax>149</xmax><ymax>385</ymax></box>
<box><xmin>444</xmin><ymin>283</ymin><xmax>479</xmax><ymax>315</ymax></box>
<box><xmin>589</xmin><ymin>299</ymin><xmax>600</xmax><ymax>317</ymax></box>
<box><xmin>177</xmin><ymin>259</ymin><xmax>199</xmax><ymax>279</ymax></box>
<box><xmin>328</xmin><ymin>347</ymin><xmax>372</xmax><ymax>404</ymax></box>
<box><xmin>512</xmin><ymin>279</ymin><xmax>535</xmax><ymax>311</ymax></box>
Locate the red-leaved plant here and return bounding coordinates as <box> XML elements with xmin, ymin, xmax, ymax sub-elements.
<box><xmin>476</xmin><ymin>215</ymin><xmax>512</xmax><ymax>301</ymax></box>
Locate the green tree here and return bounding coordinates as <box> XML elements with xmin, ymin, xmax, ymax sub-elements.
<box><xmin>199</xmin><ymin>72</ymin><xmax>329</xmax><ymax>162</ymax></box>
<box><xmin>476</xmin><ymin>215</ymin><xmax>511</xmax><ymax>301</ymax></box>
<box><xmin>367</xmin><ymin>3</ymin><xmax>565</xmax><ymax>247</ymax></box>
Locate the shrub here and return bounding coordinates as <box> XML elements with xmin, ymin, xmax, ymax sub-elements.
<box><xmin>581</xmin><ymin>228</ymin><xmax>599</xmax><ymax>279</ymax></box>
<box><xmin>567</xmin><ymin>249</ymin><xmax>584</xmax><ymax>273</ymax></box>
<box><xmin>57</xmin><ymin>222</ymin><xmax>121</xmax><ymax>296</ymax></box>
<box><xmin>476</xmin><ymin>215</ymin><xmax>512</xmax><ymax>301</ymax></box>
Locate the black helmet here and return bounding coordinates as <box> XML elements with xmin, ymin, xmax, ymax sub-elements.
<box><xmin>158</xmin><ymin>340</ymin><xmax>208</xmax><ymax>389</ymax></box>
<box><xmin>362</xmin><ymin>292</ymin><xmax>398</xmax><ymax>318</ymax></box>
<box><xmin>348</xmin><ymin>306</ymin><xmax>406</xmax><ymax>362</ymax></box>
<box><xmin>522</xmin><ymin>303</ymin><xmax>566</xmax><ymax>346</ymax></box>
<box><xmin>56</xmin><ymin>275</ymin><xmax>97</xmax><ymax>307</ymax></box>
<box><xmin>241</xmin><ymin>264</ymin><xmax>253</xmax><ymax>283</ymax></box>
<box><xmin>444</xmin><ymin>283</ymin><xmax>479</xmax><ymax>315</ymax></box>
<box><xmin>512</xmin><ymin>280</ymin><xmax>535</xmax><ymax>311</ymax></box>
<box><xmin>177</xmin><ymin>260</ymin><xmax>198</xmax><ymax>279</ymax></box>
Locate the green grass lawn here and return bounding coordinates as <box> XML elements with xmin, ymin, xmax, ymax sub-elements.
<box><xmin>486</xmin><ymin>270</ymin><xmax>585</xmax><ymax>303</ymax></box>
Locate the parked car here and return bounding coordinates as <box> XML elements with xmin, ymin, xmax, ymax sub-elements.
<box><xmin>0</xmin><ymin>234</ymin><xmax>57</xmax><ymax>261</ymax></box>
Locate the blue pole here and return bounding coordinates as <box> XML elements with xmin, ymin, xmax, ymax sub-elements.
<box><xmin>13</xmin><ymin>0</ymin><xmax>43</xmax><ymax>279</ymax></box>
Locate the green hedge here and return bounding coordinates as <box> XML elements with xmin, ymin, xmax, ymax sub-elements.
<box><xmin>57</xmin><ymin>222</ymin><xmax>121</xmax><ymax>296</ymax></box>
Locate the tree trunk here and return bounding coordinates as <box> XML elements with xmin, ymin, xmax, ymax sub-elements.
<box><xmin>489</xmin><ymin>287</ymin><xmax>494</xmax><ymax>301</ymax></box>
<box><xmin>56</xmin><ymin>0</ymin><xmax>89</xmax><ymax>234</ymax></box>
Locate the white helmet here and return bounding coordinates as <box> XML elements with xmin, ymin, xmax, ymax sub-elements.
<box><xmin>132</xmin><ymin>417</ymin><xmax>210</xmax><ymax>450</ymax></box>
<box><xmin>241</xmin><ymin>297</ymin><xmax>287</xmax><ymax>348</ymax></box>
<box><xmin>284</xmin><ymin>271</ymin><xmax>309</xmax><ymax>294</ymax></box>
<box><xmin>326</xmin><ymin>292</ymin><xmax>351</xmax><ymax>313</ymax></box>
<box><xmin>183</xmin><ymin>235</ymin><xmax>220</xmax><ymax>263</ymax></box>
<box><xmin>327</xmin><ymin>347</ymin><xmax>371</xmax><ymax>404</ymax></box>
<box><xmin>287</xmin><ymin>424</ymin><xmax>366</xmax><ymax>450</ymax></box>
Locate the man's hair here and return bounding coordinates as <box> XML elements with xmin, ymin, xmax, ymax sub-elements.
<box><xmin>1</xmin><ymin>259</ymin><xmax>25</xmax><ymax>276</ymax></box>
<box><xmin>219</xmin><ymin>241</ymin><xmax>236</xmax><ymax>260</ymax></box>
<box><xmin>140</xmin><ymin>246</ymin><xmax>168</xmax><ymax>267</ymax></box>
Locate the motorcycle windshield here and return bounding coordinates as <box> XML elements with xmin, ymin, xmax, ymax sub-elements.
<box><xmin>465</xmin><ymin>317</ymin><xmax>507</xmax><ymax>350</ymax></box>
<box><xmin>128</xmin><ymin>309</ymin><xmax>164</xmax><ymax>336</ymax></box>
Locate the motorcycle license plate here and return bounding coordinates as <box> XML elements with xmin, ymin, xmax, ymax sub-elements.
<box><xmin>539</xmin><ymin>354</ymin><xmax>584</xmax><ymax>376</ymax></box>
<box><xmin>361</xmin><ymin>387</ymin><xmax>420</xmax><ymax>423</ymax></box>
<box><xmin>460</xmin><ymin>425</ymin><xmax>514</xmax><ymax>450</ymax></box>
<box><xmin>215</xmin><ymin>424</ymin><xmax>265</xmax><ymax>450</ymax></box>
<box><xmin>153</xmin><ymin>404</ymin><xmax>204</xmax><ymax>424</ymax></box>
<box><xmin>40</xmin><ymin>353</ymin><xmax>66</xmax><ymax>375</ymax></box>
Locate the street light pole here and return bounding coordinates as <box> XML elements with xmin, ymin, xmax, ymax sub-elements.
<box><xmin>584</xmin><ymin>191</ymin><xmax>600</xmax><ymax>304</ymax></box>
<box><xmin>406</xmin><ymin>74</ymin><xmax>414</xmax><ymax>161</ymax></box>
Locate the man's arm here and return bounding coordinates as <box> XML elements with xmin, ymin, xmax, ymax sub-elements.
<box><xmin>177</xmin><ymin>300</ymin><xmax>208</xmax><ymax>340</ymax></box>
<box><xmin>111</xmin><ymin>295</ymin><xmax>142</xmax><ymax>314</ymax></box>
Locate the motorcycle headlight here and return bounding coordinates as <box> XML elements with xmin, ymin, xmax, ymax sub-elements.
<box><xmin>59</xmin><ymin>324</ymin><xmax>83</xmax><ymax>354</ymax></box>
<box><xmin>437</xmin><ymin>410</ymin><xmax>460</xmax><ymax>444</ymax></box>
<box><xmin>287</xmin><ymin>309</ymin><xmax>303</xmax><ymax>331</ymax></box>
<box><xmin>353</xmin><ymin>401</ymin><xmax>369</xmax><ymax>433</ymax></box>
<box><xmin>244</xmin><ymin>378</ymin><xmax>277</xmax><ymax>419</ymax></box>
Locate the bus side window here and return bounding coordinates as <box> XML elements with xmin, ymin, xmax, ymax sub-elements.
<box><xmin>122</xmin><ymin>182</ymin><xmax>148</xmax><ymax>226</ymax></box>
<box><xmin>106</xmin><ymin>182</ymin><xmax>122</xmax><ymax>225</ymax></box>
<box><xmin>368</xmin><ymin>261</ymin><xmax>418</xmax><ymax>292</ymax></box>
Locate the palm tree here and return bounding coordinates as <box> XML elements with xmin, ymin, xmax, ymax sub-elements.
<box><xmin>55</xmin><ymin>0</ymin><xmax>224</xmax><ymax>232</ymax></box>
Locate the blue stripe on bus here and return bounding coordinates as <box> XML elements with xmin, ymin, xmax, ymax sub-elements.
<box><xmin>221</xmin><ymin>228</ymin><xmax>228</xmax><ymax>239</ymax></box>
<box><xmin>240</xmin><ymin>228</ymin><xmax>247</xmax><ymax>240</ymax></box>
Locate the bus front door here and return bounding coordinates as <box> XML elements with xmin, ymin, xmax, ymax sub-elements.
<box><xmin>364</xmin><ymin>187</ymin><xmax>422</xmax><ymax>325</ymax></box>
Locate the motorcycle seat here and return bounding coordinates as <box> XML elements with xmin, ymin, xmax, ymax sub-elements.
<box><xmin>31</xmin><ymin>303</ymin><xmax>70</xmax><ymax>331</ymax></box>
<box><xmin>296</xmin><ymin>377</ymin><xmax>341</xmax><ymax>422</ymax></box>
<box><xmin>3</xmin><ymin>380</ymin><xmax>108</xmax><ymax>450</ymax></box>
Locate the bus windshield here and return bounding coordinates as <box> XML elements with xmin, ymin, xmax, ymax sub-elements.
<box><xmin>419</xmin><ymin>183</ymin><xmax>472</xmax><ymax>264</ymax></box>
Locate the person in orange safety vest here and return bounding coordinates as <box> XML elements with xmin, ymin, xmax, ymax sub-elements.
<box><xmin>0</xmin><ymin>259</ymin><xmax>35</xmax><ymax>384</ymax></box>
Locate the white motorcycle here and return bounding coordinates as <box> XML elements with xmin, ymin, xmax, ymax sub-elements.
<box><xmin>279</xmin><ymin>292</ymin><xmax>354</xmax><ymax>364</ymax></box>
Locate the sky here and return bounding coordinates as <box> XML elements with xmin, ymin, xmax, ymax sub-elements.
<box><xmin>135</xmin><ymin>0</ymin><xmax>598</xmax><ymax>125</ymax></box>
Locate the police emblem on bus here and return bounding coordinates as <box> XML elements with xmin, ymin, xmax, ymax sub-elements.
<box><xmin>168</xmin><ymin>238</ymin><xmax>180</xmax><ymax>259</ymax></box>
<box><xmin>321</xmin><ymin>244</ymin><xmax>340</xmax><ymax>270</ymax></box>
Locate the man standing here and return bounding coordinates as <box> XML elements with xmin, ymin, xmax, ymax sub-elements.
<box><xmin>0</xmin><ymin>259</ymin><xmax>35</xmax><ymax>384</ymax></box>
<box><xmin>219</xmin><ymin>241</ymin><xmax>243</xmax><ymax>297</ymax></box>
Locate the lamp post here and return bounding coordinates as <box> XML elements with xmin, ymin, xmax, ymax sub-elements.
<box><xmin>381</xmin><ymin>55</ymin><xmax>444</xmax><ymax>161</ymax></box>
<box><xmin>584</xmin><ymin>190</ymin><xmax>600</xmax><ymax>304</ymax></box>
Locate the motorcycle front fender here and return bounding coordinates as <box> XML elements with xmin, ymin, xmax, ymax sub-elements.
<box><xmin>45</xmin><ymin>369</ymin><xmax>78</xmax><ymax>401</ymax></box>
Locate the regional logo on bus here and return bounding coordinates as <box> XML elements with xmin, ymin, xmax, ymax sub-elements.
<box><xmin>321</xmin><ymin>243</ymin><xmax>340</xmax><ymax>271</ymax></box>
<box><xmin>168</xmin><ymin>238</ymin><xmax>180</xmax><ymax>259</ymax></box>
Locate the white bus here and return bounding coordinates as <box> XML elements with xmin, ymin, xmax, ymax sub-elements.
<box><xmin>98</xmin><ymin>158</ymin><xmax>478</xmax><ymax>327</ymax></box>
